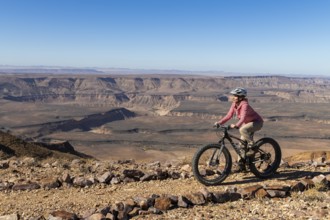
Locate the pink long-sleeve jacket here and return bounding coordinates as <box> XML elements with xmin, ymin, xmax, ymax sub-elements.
<box><xmin>218</xmin><ymin>99</ymin><xmax>263</xmax><ymax>127</ymax></box>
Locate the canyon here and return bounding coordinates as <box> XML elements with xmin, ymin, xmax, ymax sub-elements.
<box><xmin>0</xmin><ymin>73</ymin><xmax>329</xmax><ymax>161</ymax></box>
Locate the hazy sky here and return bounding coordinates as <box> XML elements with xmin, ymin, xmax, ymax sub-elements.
<box><xmin>0</xmin><ymin>0</ymin><xmax>329</xmax><ymax>76</ymax></box>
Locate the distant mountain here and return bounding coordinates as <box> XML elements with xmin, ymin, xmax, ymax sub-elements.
<box><xmin>2</xmin><ymin>65</ymin><xmax>329</xmax><ymax>77</ymax></box>
<box><xmin>0</xmin><ymin>75</ymin><xmax>329</xmax><ymax>109</ymax></box>
<box><xmin>0</xmin><ymin>66</ymin><xmax>103</xmax><ymax>74</ymax></box>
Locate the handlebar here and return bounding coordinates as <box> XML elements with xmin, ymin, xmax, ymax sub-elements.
<box><xmin>213</xmin><ymin>124</ymin><xmax>231</xmax><ymax>130</ymax></box>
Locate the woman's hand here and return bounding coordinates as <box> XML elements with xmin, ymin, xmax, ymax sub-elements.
<box><xmin>230</xmin><ymin>124</ymin><xmax>238</xmax><ymax>129</ymax></box>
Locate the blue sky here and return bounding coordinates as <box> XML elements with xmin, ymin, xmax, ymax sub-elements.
<box><xmin>0</xmin><ymin>0</ymin><xmax>329</xmax><ymax>76</ymax></box>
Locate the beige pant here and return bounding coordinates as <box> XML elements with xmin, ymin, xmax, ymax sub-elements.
<box><xmin>239</xmin><ymin>121</ymin><xmax>263</xmax><ymax>145</ymax></box>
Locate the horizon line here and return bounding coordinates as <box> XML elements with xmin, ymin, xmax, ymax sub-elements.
<box><xmin>0</xmin><ymin>65</ymin><xmax>328</xmax><ymax>78</ymax></box>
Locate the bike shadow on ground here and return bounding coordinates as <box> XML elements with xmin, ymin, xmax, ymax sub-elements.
<box><xmin>221</xmin><ymin>168</ymin><xmax>330</xmax><ymax>186</ymax></box>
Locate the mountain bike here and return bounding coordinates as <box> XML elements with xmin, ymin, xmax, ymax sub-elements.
<box><xmin>192</xmin><ymin>125</ymin><xmax>282</xmax><ymax>186</ymax></box>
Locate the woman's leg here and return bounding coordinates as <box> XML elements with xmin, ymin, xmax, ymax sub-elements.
<box><xmin>239</xmin><ymin>121</ymin><xmax>263</xmax><ymax>145</ymax></box>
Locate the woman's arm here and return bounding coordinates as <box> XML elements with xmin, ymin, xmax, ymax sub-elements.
<box><xmin>218</xmin><ymin>103</ymin><xmax>235</xmax><ymax>125</ymax></box>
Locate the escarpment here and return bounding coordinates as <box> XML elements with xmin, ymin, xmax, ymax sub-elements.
<box><xmin>1</xmin><ymin>76</ymin><xmax>329</xmax><ymax>113</ymax></box>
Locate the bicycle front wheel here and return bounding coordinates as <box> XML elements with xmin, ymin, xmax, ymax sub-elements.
<box><xmin>249</xmin><ymin>137</ymin><xmax>282</xmax><ymax>179</ymax></box>
<box><xmin>192</xmin><ymin>143</ymin><xmax>232</xmax><ymax>186</ymax></box>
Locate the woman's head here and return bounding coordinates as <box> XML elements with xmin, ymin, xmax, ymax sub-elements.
<box><xmin>230</xmin><ymin>87</ymin><xmax>247</xmax><ymax>97</ymax></box>
<box><xmin>230</xmin><ymin>87</ymin><xmax>247</xmax><ymax>103</ymax></box>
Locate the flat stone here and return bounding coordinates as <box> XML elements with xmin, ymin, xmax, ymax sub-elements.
<box><xmin>184</xmin><ymin>192</ymin><xmax>206</xmax><ymax>205</ymax></box>
<box><xmin>238</xmin><ymin>184</ymin><xmax>263</xmax><ymax>199</ymax></box>
<box><xmin>84</xmin><ymin>213</ymin><xmax>104</xmax><ymax>220</ymax></box>
<box><xmin>266</xmin><ymin>189</ymin><xmax>288</xmax><ymax>198</ymax></box>
<box><xmin>177</xmin><ymin>195</ymin><xmax>190</xmax><ymax>208</ymax></box>
<box><xmin>97</xmin><ymin>171</ymin><xmax>113</xmax><ymax>184</ymax></box>
<box><xmin>12</xmin><ymin>182</ymin><xmax>40</xmax><ymax>191</ymax></box>
<box><xmin>212</xmin><ymin>191</ymin><xmax>231</xmax><ymax>203</ymax></box>
<box><xmin>291</xmin><ymin>181</ymin><xmax>306</xmax><ymax>192</ymax></box>
<box><xmin>301</xmin><ymin>178</ymin><xmax>315</xmax><ymax>189</ymax></box>
<box><xmin>49</xmin><ymin>210</ymin><xmax>78</xmax><ymax>220</ymax></box>
<box><xmin>0</xmin><ymin>214</ymin><xmax>19</xmax><ymax>220</ymax></box>
<box><xmin>41</xmin><ymin>177</ymin><xmax>61</xmax><ymax>189</ymax></box>
<box><xmin>312</xmin><ymin>174</ymin><xmax>327</xmax><ymax>185</ymax></box>
<box><xmin>255</xmin><ymin>188</ymin><xmax>269</xmax><ymax>198</ymax></box>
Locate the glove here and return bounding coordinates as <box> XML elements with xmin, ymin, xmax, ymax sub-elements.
<box><xmin>214</xmin><ymin>122</ymin><xmax>220</xmax><ymax>128</ymax></box>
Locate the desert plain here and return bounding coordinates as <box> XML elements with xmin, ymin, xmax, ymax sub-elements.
<box><xmin>0</xmin><ymin>73</ymin><xmax>329</xmax><ymax>162</ymax></box>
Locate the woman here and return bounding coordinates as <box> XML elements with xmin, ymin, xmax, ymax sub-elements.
<box><xmin>215</xmin><ymin>87</ymin><xmax>263</xmax><ymax>156</ymax></box>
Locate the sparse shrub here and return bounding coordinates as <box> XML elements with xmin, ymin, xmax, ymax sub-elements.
<box><xmin>142</xmin><ymin>146</ymin><xmax>153</xmax><ymax>151</ymax></box>
<box><xmin>314</xmin><ymin>181</ymin><xmax>329</xmax><ymax>192</ymax></box>
<box><xmin>300</xmin><ymin>187</ymin><xmax>327</xmax><ymax>202</ymax></box>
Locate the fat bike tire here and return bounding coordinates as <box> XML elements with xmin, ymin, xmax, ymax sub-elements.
<box><xmin>249</xmin><ymin>137</ymin><xmax>282</xmax><ymax>179</ymax></box>
<box><xmin>192</xmin><ymin>143</ymin><xmax>232</xmax><ymax>186</ymax></box>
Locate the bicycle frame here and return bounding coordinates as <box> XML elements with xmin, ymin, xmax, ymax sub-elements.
<box><xmin>217</xmin><ymin>126</ymin><xmax>247</xmax><ymax>159</ymax></box>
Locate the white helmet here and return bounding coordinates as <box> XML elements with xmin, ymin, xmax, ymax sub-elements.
<box><xmin>230</xmin><ymin>87</ymin><xmax>247</xmax><ymax>97</ymax></box>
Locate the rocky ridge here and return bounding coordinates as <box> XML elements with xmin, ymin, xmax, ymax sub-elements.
<box><xmin>1</xmin><ymin>153</ymin><xmax>330</xmax><ymax>220</ymax></box>
<box><xmin>0</xmin><ymin>130</ymin><xmax>90</xmax><ymax>160</ymax></box>
<box><xmin>1</xmin><ymin>75</ymin><xmax>330</xmax><ymax>112</ymax></box>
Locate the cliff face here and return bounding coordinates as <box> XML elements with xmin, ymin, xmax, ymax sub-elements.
<box><xmin>0</xmin><ymin>75</ymin><xmax>329</xmax><ymax>111</ymax></box>
<box><xmin>35</xmin><ymin>108</ymin><xmax>136</xmax><ymax>136</ymax></box>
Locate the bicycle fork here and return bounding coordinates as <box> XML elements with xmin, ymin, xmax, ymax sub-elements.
<box><xmin>207</xmin><ymin>143</ymin><xmax>225</xmax><ymax>166</ymax></box>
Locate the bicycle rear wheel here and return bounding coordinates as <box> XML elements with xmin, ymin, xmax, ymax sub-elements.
<box><xmin>249</xmin><ymin>137</ymin><xmax>281</xmax><ymax>178</ymax></box>
<box><xmin>192</xmin><ymin>143</ymin><xmax>232</xmax><ymax>186</ymax></box>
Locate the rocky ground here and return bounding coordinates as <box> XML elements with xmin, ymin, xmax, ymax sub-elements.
<box><xmin>1</xmin><ymin>154</ymin><xmax>330</xmax><ymax>220</ymax></box>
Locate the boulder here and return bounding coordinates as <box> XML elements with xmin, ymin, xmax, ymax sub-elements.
<box><xmin>154</xmin><ymin>196</ymin><xmax>172</xmax><ymax>211</ymax></box>
<box><xmin>97</xmin><ymin>171</ymin><xmax>113</xmax><ymax>184</ymax></box>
